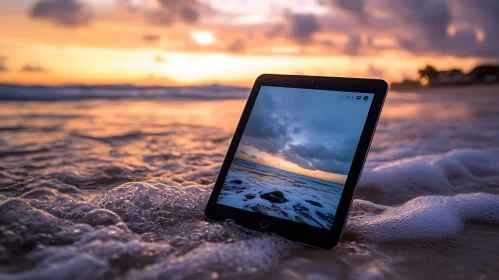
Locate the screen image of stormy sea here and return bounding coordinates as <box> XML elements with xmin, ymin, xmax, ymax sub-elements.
<box><xmin>1</xmin><ymin>84</ymin><xmax>499</xmax><ymax>279</ymax></box>
<box><xmin>216</xmin><ymin>86</ymin><xmax>372</xmax><ymax>230</ymax></box>
<box><xmin>218</xmin><ymin>158</ymin><xmax>343</xmax><ymax>229</ymax></box>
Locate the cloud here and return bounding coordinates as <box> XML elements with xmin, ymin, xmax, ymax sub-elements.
<box><xmin>452</xmin><ymin>0</ymin><xmax>499</xmax><ymax>57</ymax></box>
<box><xmin>226</xmin><ymin>39</ymin><xmax>245</xmax><ymax>53</ymax></box>
<box><xmin>143</xmin><ymin>34</ymin><xmax>161</xmax><ymax>43</ymax></box>
<box><xmin>281</xmin><ymin>143</ymin><xmax>353</xmax><ymax>174</ymax></box>
<box><xmin>280</xmin><ymin>134</ymin><xmax>360</xmax><ymax>174</ymax></box>
<box><xmin>250</xmin><ymin>154</ymin><xmax>258</xmax><ymax>159</ymax></box>
<box><xmin>367</xmin><ymin>63</ymin><xmax>384</xmax><ymax>77</ymax></box>
<box><xmin>241</xmin><ymin>92</ymin><xmax>293</xmax><ymax>154</ymax></box>
<box><xmin>288</xmin><ymin>13</ymin><xmax>320</xmax><ymax>44</ymax></box>
<box><xmin>0</xmin><ymin>56</ymin><xmax>7</xmax><ymax>73</ymax></box>
<box><xmin>330</xmin><ymin>0</ymin><xmax>450</xmax><ymax>44</ymax></box>
<box><xmin>322</xmin><ymin>0</ymin><xmax>499</xmax><ymax>58</ymax></box>
<box><xmin>243</xmin><ymin>93</ymin><xmax>288</xmax><ymax>140</ymax></box>
<box><xmin>147</xmin><ymin>10</ymin><xmax>175</xmax><ymax>26</ymax></box>
<box><xmin>344</xmin><ymin>34</ymin><xmax>363</xmax><ymax>55</ymax></box>
<box><xmin>180</xmin><ymin>6</ymin><xmax>199</xmax><ymax>23</ymax></box>
<box><xmin>328</xmin><ymin>0</ymin><xmax>451</xmax><ymax>52</ymax></box>
<box><xmin>20</xmin><ymin>64</ymin><xmax>48</xmax><ymax>73</ymax></box>
<box><xmin>330</xmin><ymin>0</ymin><xmax>368</xmax><ymax>22</ymax></box>
<box><xmin>384</xmin><ymin>0</ymin><xmax>499</xmax><ymax>58</ymax></box>
<box><xmin>385</xmin><ymin>0</ymin><xmax>451</xmax><ymax>51</ymax></box>
<box><xmin>29</xmin><ymin>0</ymin><xmax>93</xmax><ymax>27</ymax></box>
<box><xmin>318</xmin><ymin>39</ymin><xmax>335</xmax><ymax>48</ymax></box>
<box><xmin>149</xmin><ymin>0</ymin><xmax>202</xmax><ymax>26</ymax></box>
<box><xmin>157</xmin><ymin>0</ymin><xmax>200</xmax><ymax>23</ymax></box>
<box><xmin>238</xmin><ymin>87</ymin><xmax>372</xmax><ymax>175</ymax></box>
<box><xmin>264</xmin><ymin>12</ymin><xmax>320</xmax><ymax>45</ymax></box>
<box><xmin>264</xmin><ymin>25</ymin><xmax>285</xmax><ymax>39</ymax></box>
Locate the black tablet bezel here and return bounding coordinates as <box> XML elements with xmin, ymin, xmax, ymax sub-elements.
<box><xmin>205</xmin><ymin>74</ymin><xmax>388</xmax><ymax>249</ymax></box>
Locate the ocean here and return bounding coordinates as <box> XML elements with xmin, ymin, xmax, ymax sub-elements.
<box><xmin>0</xmin><ymin>84</ymin><xmax>498</xmax><ymax>279</ymax></box>
<box><xmin>218</xmin><ymin>158</ymin><xmax>344</xmax><ymax>229</ymax></box>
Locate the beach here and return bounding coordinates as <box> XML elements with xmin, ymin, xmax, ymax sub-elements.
<box><xmin>0</xmin><ymin>85</ymin><xmax>498</xmax><ymax>279</ymax></box>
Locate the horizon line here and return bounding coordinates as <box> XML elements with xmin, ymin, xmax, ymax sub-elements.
<box><xmin>234</xmin><ymin>156</ymin><xmax>346</xmax><ymax>185</ymax></box>
<box><xmin>0</xmin><ymin>82</ymin><xmax>251</xmax><ymax>89</ymax></box>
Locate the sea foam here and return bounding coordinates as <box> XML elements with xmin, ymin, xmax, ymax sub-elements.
<box><xmin>346</xmin><ymin>193</ymin><xmax>499</xmax><ymax>242</ymax></box>
<box><xmin>360</xmin><ymin>149</ymin><xmax>499</xmax><ymax>194</ymax></box>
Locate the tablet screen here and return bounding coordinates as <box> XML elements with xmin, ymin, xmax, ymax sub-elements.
<box><xmin>217</xmin><ymin>86</ymin><xmax>374</xmax><ymax>229</ymax></box>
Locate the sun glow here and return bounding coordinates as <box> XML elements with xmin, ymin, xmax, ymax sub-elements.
<box><xmin>190</xmin><ymin>31</ymin><xmax>215</xmax><ymax>46</ymax></box>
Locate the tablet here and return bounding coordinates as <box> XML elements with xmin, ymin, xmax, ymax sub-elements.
<box><xmin>205</xmin><ymin>74</ymin><xmax>388</xmax><ymax>249</ymax></box>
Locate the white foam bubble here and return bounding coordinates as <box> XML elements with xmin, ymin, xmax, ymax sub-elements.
<box><xmin>360</xmin><ymin>149</ymin><xmax>499</xmax><ymax>194</ymax></box>
<box><xmin>346</xmin><ymin>193</ymin><xmax>499</xmax><ymax>242</ymax></box>
<box><xmin>127</xmin><ymin>235</ymin><xmax>298</xmax><ymax>280</ymax></box>
<box><xmin>99</xmin><ymin>178</ymin><xmax>208</xmax><ymax>234</ymax></box>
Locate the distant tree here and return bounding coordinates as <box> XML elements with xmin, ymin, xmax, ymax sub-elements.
<box><xmin>418</xmin><ymin>65</ymin><xmax>439</xmax><ymax>79</ymax></box>
<box><xmin>449</xmin><ymin>68</ymin><xmax>463</xmax><ymax>75</ymax></box>
<box><xmin>418</xmin><ymin>65</ymin><xmax>439</xmax><ymax>86</ymax></box>
<box><xmin>469</xmin><ymin>65</ymin><xmax>499</xmax><ymax>81</ymax></box>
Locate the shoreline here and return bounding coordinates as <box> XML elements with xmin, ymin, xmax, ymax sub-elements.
<box><xmin>390</xmin><ymin>83</ymin><xmax>499</xmax><ymax>95</ymax></box>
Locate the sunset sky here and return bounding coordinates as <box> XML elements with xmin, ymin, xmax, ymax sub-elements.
<box><xmin>0</xmin><ymin>0</ymin><xmax>498</xmax><ymax>86</ymax></box>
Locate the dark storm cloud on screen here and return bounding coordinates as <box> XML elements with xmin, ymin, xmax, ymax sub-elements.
<box><xmin>242</xmin><ymin>92</ymin><xmax>293</xmax><ymax>154</ymax></box>
<box><xmin>240</xmin><ymin>87</ymin><xmax>372</xmax><ymax>175</ymax></box>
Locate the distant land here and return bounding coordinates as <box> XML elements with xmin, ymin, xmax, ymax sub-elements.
<box><xmin>390</xmin><ymin>64</ymin><xmax>499</xmax><ymax>92</ymax></box>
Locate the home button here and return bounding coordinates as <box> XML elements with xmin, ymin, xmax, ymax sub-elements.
<box><xmin>260</xmin><ymin>220</ymin><xmax>269</xmax><ymax>229</ymax></box>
